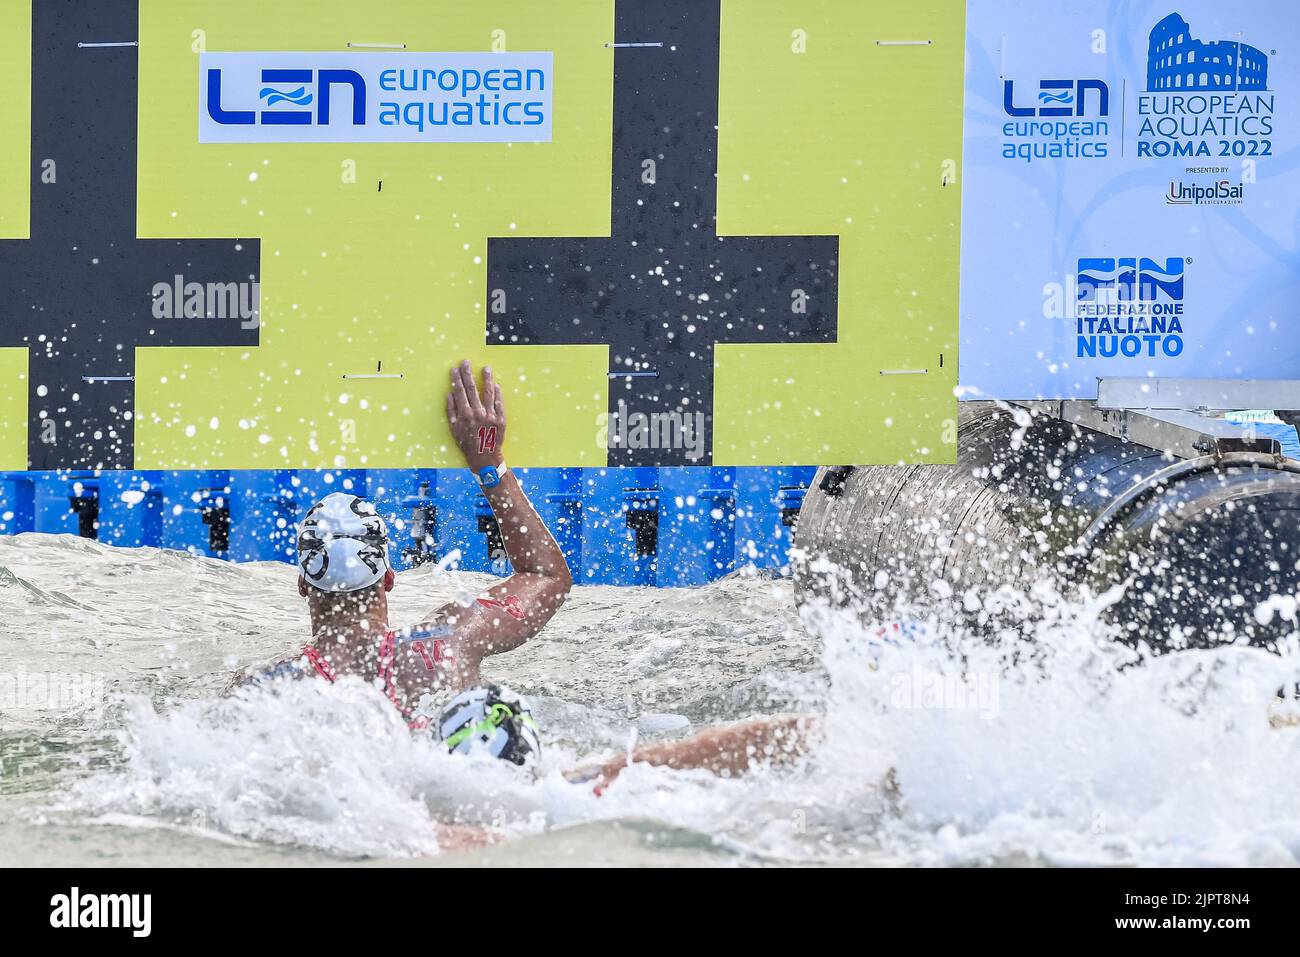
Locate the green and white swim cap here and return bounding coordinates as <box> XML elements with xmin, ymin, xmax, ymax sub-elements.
<box><xmin>438</xmin><ymin>684</ymin><xmax>541</xmax><ymax>766</ymax></box>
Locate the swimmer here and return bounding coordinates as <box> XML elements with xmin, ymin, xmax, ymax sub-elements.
<box><xmin>430</xmin><ymin>678</ymin><xmax>818</xmax><ymax>792</ymax></box>
<box><xmin>491</xmin><ymin>620</ymin><xmax>935</xmax><ymax>791</ymax></box>
<box><xmin>561</xmin><ymin>714</ymin><xmax>819</xmax><ymax>793</ymax></box>
<box><xmin>226</xmin><ymin>360</ymin><xmax>574</xmax><ymax>732</ymax></box>
<box><xmin>435</xmin><ymin>624</ymin><xmax>942</xmax><ymax>790</ymax></box>
<box><xmin>560</xmin><ymin>619</ymin><xmax>931</xmax><ymax>791</ymax></box>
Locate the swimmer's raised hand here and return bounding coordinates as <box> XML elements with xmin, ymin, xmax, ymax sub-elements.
<box><xmin>446</xmin><ymin>360</ymin><xmax>506</xmax><ymax>472</ymax></box>
<box><xmin>429</xmin><ymin>359</ymin><xmax>571</xmax><ymax>676</ymax></box>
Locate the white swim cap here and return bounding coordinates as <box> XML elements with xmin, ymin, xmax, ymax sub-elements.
<box><xmin>296</xmin><ymin>492</ymin><xmax>391</xmax><ymax>593</ymax></box>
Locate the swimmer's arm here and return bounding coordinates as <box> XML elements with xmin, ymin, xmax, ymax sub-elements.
<box><xmin>566</xmin><ymin>715</ymin><xmax>819</xmax><ymax>792</ymax></box>
<box><xmin>435</xmin><ymin>823</ymin><xmax>501</xmax><ymax>853</ymax></box>
<box><xmin>441</xmin><ymin>361</ymin><xmax>573</xmax><ymax>665</ymax></box>
<box><xmin>221</xmin><ymin>652</ymin><xmax>311</xmax><ymax>695</ymax></box>
<box><xmin>465</xmin><ymin>469</ymin><xmax>573</xmax><ymax>653</ymax></box>
<box><xmin>416</xmin><ymin>474</ymin><xmax>572</xmax><ymax>671</ymax></box>
<box><xmin>221</xmin><ymin>672</ymin><xmax>249</xmax><ymax>695</ymax></box>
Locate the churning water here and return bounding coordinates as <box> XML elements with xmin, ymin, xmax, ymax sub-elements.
<box><xmin>1</xmin><ymin>533</ymin><xmax>1299</xmax><ymax>866</ymax></box>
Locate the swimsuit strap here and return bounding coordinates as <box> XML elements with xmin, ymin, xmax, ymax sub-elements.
<box><xmin>378</xmin><ymin>630</ymin><xmax>417</xmax><ymax>720</ymax></box>
<box><xmin>305</xmin><ymin>632</ymin><xmax>429</xmax><ymax>732</ymax></box>
<box><xmin>301</xmin><ymin>644</ymin><xmax>338</xmax><ymax>683</ymax></box>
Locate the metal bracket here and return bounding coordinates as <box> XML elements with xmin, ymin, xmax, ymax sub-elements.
<box><xmin>1011</xmin><ymin>400</ymin><xmax>1282</xmax><ymax>460</ymax></box>
<box><xmin>818</xmin><ymin>466</ymin><xmax>855</xmax><ymax>497</ymax></box>
<box><xmin>1097</xmin><ymin>377</ymin><xmax>1300</xmax><ymax>412</ymax></box>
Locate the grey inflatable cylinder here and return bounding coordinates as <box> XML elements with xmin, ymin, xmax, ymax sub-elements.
<box><xmin>792</xmin><ymin>402</ymin><xmax>1300</xmax><ymax>651</ymax></box>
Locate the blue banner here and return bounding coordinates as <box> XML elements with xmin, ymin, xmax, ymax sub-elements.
<box><xmin>959</xmin><ymin>0</ymin><xmax>1300</xmax><ymax>398</ymax></box>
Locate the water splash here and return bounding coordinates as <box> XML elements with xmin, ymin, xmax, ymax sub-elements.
<box><xmin>59</xmin><ymin>678</ymin><xmax>550</xmax><ymax>857</ymax></box>
<box><xmin>804</xmin><ymin>585</ymin><xmax>1300</xmax><ymax>865</ymax></box>
<box><xmin>11</xmin><ymin>531</ymin><xmax>1300</xmax><ymax>864</ymax></box>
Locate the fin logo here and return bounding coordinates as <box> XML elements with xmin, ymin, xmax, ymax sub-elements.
<box><xmin>1077</xmin><ymin>257</ymin><xmax>1185</xmax><ymax>302</ymax></box>
<box><xmin>207</xmin><ymin>67</ymin><xmax>364</xmax><ymax>126</ymax></box>
<box><xmin>1073</xmin><ymin>258</ymin><xmax>1188</xmax><ymax>360</ymax></box>
<box><xmin>1003</xmin><ymin>79</ymin><xmax>1110</xmax><ymax>117</ymax></box>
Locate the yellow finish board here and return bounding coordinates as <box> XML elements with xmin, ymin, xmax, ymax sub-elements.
<box><xmin>0</xmin><ymin>0</ymin><xmax>30</xmax><ymax>469</ymax></box>
<box><xmin>715</xmin><ymin>0</ymin><xmax>963</xmax><ymax>465</ymax></box>
<box><xmin>0</xmin><ymin>0</ymin><xmax>963</xmax><ymax>469</ymax></box>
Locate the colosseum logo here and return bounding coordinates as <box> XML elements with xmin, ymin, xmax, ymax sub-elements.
<box><xmin>1137</xmin><ymin>11</ymin><xmax>1276</xmax><ymax>159</ymax></box>
<box><xmin>1145</xmin><ymin>12</ymin><xmax>1269</xmax><ymax>93</ymax></box>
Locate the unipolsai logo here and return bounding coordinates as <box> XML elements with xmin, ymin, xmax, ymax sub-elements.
<box><xmin>1074</xmin><ymin>257</ymin><xmax>1187</xmax><ymax>359</ymax></box>
<box><xmin>1000</xmin><ymin>78</ymin><xmax>1113</xmax><ymax>163</ymax></box>
<box><xmin>1166</xmin><ymin>178</ymin><xmax>1245</xmax><ymax>205</ymax></box>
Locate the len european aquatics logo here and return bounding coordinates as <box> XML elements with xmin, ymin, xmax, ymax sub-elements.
<box><xmin>200</xmin><ymin>51</ymin><xmax>553</xmax><ymax>143</ymax></box>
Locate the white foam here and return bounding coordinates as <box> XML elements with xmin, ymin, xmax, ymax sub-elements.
<box><xmin>8</xmin><ymin>533</ymin><xmax>1300</xmax><ymax>864</ymax></box>
<box><xmin>805</xmin><ymin>585</ymin><xmax>1300</xmax><ymax>865</ymax></box>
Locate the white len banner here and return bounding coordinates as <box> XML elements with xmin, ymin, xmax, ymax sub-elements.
<box><xmin>198</xmin><ymin>51</ymin><xmax>553</xmax><ymax>143</ymax></box>
<box><xmin>958</xmin><ymin>0</ymin><xmax>1300</xmax><ymax>399</ymax></box>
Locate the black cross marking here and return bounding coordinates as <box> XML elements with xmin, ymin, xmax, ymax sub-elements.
<box><xmin>0</xmin><ymin>0</ymin><xmax>259</xmax><ymax>469</ymax></box>
<box><xmin>486</xmin><ymin>0</ymin><xmax>838</xmax><ymax>466</ymax></box>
